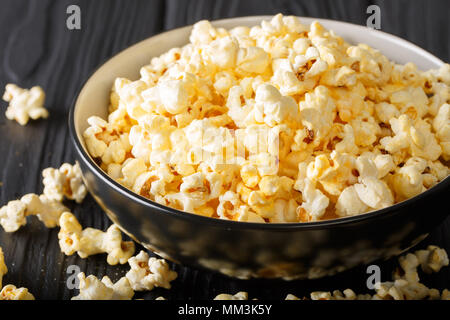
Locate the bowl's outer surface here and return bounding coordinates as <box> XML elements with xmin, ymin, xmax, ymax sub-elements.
<box><xmin>70</xmin><ymin>16</ymin><xmax>450</xmax><ymax>279</ymax></box>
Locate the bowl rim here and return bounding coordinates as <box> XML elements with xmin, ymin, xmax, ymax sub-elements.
<box><xmin>69</xmin><ymin>15</ymin><xmax>450</xmax><ymax>230</ymax></box>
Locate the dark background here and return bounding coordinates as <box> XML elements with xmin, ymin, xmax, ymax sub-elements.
<box><xmin>0</xmin><ymin>0</ymin><xmax>449</xmax><ymax>300</ymax></box>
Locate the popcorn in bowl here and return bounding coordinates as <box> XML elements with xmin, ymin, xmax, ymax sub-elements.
<box><xmin>83</xmin><ymin>13</ymin><xmax>450</xmax><ymax>223</ymax></box>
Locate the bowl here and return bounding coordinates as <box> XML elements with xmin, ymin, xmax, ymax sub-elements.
<box><xmin>69</xmin><ymin>16</ymin><xmax>450</xmax><ymax>280</ymax></box>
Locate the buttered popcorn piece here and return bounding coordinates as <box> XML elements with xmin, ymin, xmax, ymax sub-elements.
<box><xmin>125</xmin><ymin>250</ymin><xmax>177</xmax><ymax>291</ymax></box>
<box><xmin>72</xmin><ymin>273</ymin><xmax>134</xmax><ymax>300</ymax></box>
<box><xmin>83</xmin><ymin>14</ymin><xmax>450</xmax><ymax>223</ymax></box>
<box><xmin>0</xmin><ymin>193</ymin><xmax>69</xmax><ymax>232</ymax></box>
<box><xmin>42</xmin><ymin>163</ymin><xmax>87</xmax><ymax>203</ymax></box>
<box><xmin>0</xmin><ymin>285</ymin><xmax>35</xmax><ymax>300</ymax></box>
<box><xmin>58</xmin><ymin>212</ymin><xmax>135</xmax><ymax>265</ymax></box>
<box><xmin>2</xmin><ymin>84</ymin><xmax>48</xmax><ymax>125</ymax></box>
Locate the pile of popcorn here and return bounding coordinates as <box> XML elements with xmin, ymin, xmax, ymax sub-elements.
<box><xmin>84</xmin><ymin>13</ymin><xmax>450</xmax><ymax>223</ymax></box>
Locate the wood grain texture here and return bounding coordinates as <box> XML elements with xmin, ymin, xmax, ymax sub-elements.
<box><xmin>0</xmin><ymin>0</ymin><xmax>449</xmax><ymax>300</ymax></box>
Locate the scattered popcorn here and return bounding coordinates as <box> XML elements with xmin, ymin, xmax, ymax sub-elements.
<box><xmin>42</xmin><ymin>163</ymin><xmax>87</xmax><ymax>203</ymax></box>
<box><xmin>71</xmin><ymin>273</ymin><xmax>134</xmax><ymax>300</ymax></box>
<box><xmin>292</xmin><ymin>245</ymin><xmax>450</xmax><ymax>301</ymax></box>
<box><xmin>125</xmin><ymin>250</ymin><xmax>177</xmax><ymax>291</ymax></box>
<box><xmin>83</xmin><ymin>14</ymin><xmax>450</xmax><ymax>222</ymax></box>
<box><xmin>2</xmin><ymin>84</ymin><xmax>48</xmax><ymax>125</ymax></box>
<box><xmin>0</xmin><ymin>193</ymin><xmax>69</xmax><ymax>232</ymax></box>
<box><xmin>58</xmin><ymin>212</ymin><xmax>135</xmax><ymax>265</ymax></box>
<box><xmin>214</xmin><ymin>291</ymin><xmax>248</xmax><ymax>300</ymax></box>
<box><xmin>310</xmin><ymin>289</ymin><xmax>371</xmax><ymax>300</ymax></box>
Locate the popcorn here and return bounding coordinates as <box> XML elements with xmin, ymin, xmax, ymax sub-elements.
<box><xmin>299</xmin><ymin>86</ymin><xmax>336</xmax><ymax>143</ymax></box>
<box><xmin>0</xmin><ymin>248</ymin><xmax>34</xmax><ymax>300</ymax></box>
<box><xmin>390</xmin><ymin>87</ymin><xmax>428</xmax><ymax>119</ymax></box>
<box><xmin>2</xmin><ymin>84</ymin><xmax>47</xmax><ymax>125</ymax></box>
<box><xmin>347</xmin><ymin>44</ymin><xmax>392</xmax><ymax>85</ymax></box>
<box><xmin>336</xmin><ymin>185</ymin><xmax>369</xmax><ymax>217</ymax></box>
<box><xmin>204</xmin><ymin>36</ymin><xmax>238</xmax><ymax>69</ymax></box>
<box><xmin>83</xmin><ymin>116</ymin><xmax>109</xmax><ymax>158</ymax></box>
<box><xmin>306</xmin><ymin>245</ymin><xmax>450</xmax><ymax>301</ymax></box>
<box><xmin>415</xmin><ymin>245</ymin><xmax>449</xmax><ymax>274</ymax></box>
<box><xmin>83</xmin><ymin>14</ymin><xmax>450</xmax><ymax>223</ymax></box>
<box><xmin>72</xmin><ymin>273</ymin><xmax>134</xmax><ymax>300</ymax></box>
<box><xmin>310</xmin><ymin>289</ymin><xmax>369</xmax><ymax>300</ymax></box>
<box><xmin>433</xmin><ymin>103</ymin><xmax>450</xmax><ymax>160</ymax></box>
<box><xmin>353</xmin><ymin>176</ymin><xmax>394</xmax><ymax>210</ymax></box>
<box><xmin>214</xmin><ymin>291</ymin><xmax>248</xmax><ymax>300</ymax></box>
<box><xmin>125</xmin><ymin>250</ymin><xmax>177</xmax><ymax>291</ymax></box>
<box><xmin>320</xmin><ymin>66</ymin><xmax>356</xmax><ymax>87</ymax></box>
<box><xmin>236</xmin><ymin>46</ymin><xmax>270</xmax><ymax>74</ymax></box>
<box><xmin>374</xmin><ymin>280</ymin><xmax>432</xmax><ymax>300</ymax></box>
<box><xmin>396</xmin><ymin>253</ymin><xmax>420</xmax><ymax>282</ymax></box>
<box><xmin>295</xmin><ymin>178</ymin><xmax>329</xmax><ymax>221</ymax></box>
<box><xmin>0</xmin><ymin>285</ymin><xmax>35</xmax><ymax>300</ymax></box>
<box><xmin>0</xmin><ymin>248</ymin><xmax>7</xmax><ymax>289</ymax></box>
<box><xmin>380</xmin><ymin>115</ymin><xmax>442</xmax><ymax>161</ymax></box>
<box><xmin>58</xmin><ymin>212</ymin><xmax>135</xmax><ymax>265</ymax></box>
<box><xmin>0</xmin><ymin>193</ymin><xmax>69</xmax><ymax>232</ymax></box>
<box><xmin>142</xmin><ymin>77</ymin><xmax>192</xmax><ymax>115</ymax></box>
<box><xmin>252</xmin><ymin>84</ymin><xmax>300</xmax><ymax>127</ymax></box>
<box><xmin>392</xmin><ymin>157</ymin><xmax>428</xmax><ymax>200</ymax></box>
<box><xmin>42</xmin><ymin>163</ymin><xmax>87</xmax><ymax>203</ymax></box>
<box><xmin>374</xmin><ymin>102</ymin><xmax>400</xmax><ymax>124</ymax></box>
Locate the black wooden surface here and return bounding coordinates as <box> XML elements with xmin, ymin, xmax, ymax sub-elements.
<box><xmin>0</xmin><ymin>0</ymin><xmax>449</xmax><ymax>300</ymax></box>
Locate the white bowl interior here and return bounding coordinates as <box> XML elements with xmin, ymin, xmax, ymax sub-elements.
<box><xmin>74</xmin><ymin>16</ymin><xmax>444</xmax><ymax>151</ymax></box>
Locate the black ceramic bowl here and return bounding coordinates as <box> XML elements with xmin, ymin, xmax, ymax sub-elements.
<box><xmin>69</xmin><ymin>16</ymin><xmax>450</xmax><ymax>279</ymax></box>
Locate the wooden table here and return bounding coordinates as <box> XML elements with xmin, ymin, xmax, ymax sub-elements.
<box><xmin>0</xmin><ymin>0</ymin><xmax>449</xmax><ymax>300</ymax></box>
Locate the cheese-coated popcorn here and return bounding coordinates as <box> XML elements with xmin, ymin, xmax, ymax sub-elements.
<box><xmin>0</xmin><ymin>285</ymin><xmax>35</xmax><ymax>300</ymax></box>
<box><xmin>58</xmin><ymin>212</ymin><xmax>135</xmax><ymax>265</ymax></box>
<box><xmin>125</xmin><ymin>250</ymin><xmax>177</xmax><ymax>291</ymax></box>
<box><xmin>2</xmin><ymin>84</ymin><xmax>47</xmax><ymax>125</ymax></box>
<box><xmin>42</xmin><ymin>163</ymin><xmax>87</xmax><ymax>203</ymax></box>
<box><xmin>0</xmin><ymin>193</ymin><xmax>69</xmax><ymax>232</ymax></box>
<box><xmin>83</xmin><ymin>14</ymin><xmax>450</xmax><ymax>223</ymax></box>
<box><xmin>72</xmin><ymin>273</ymin><xmax>134</xmax><ymax>300</ymax></box>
